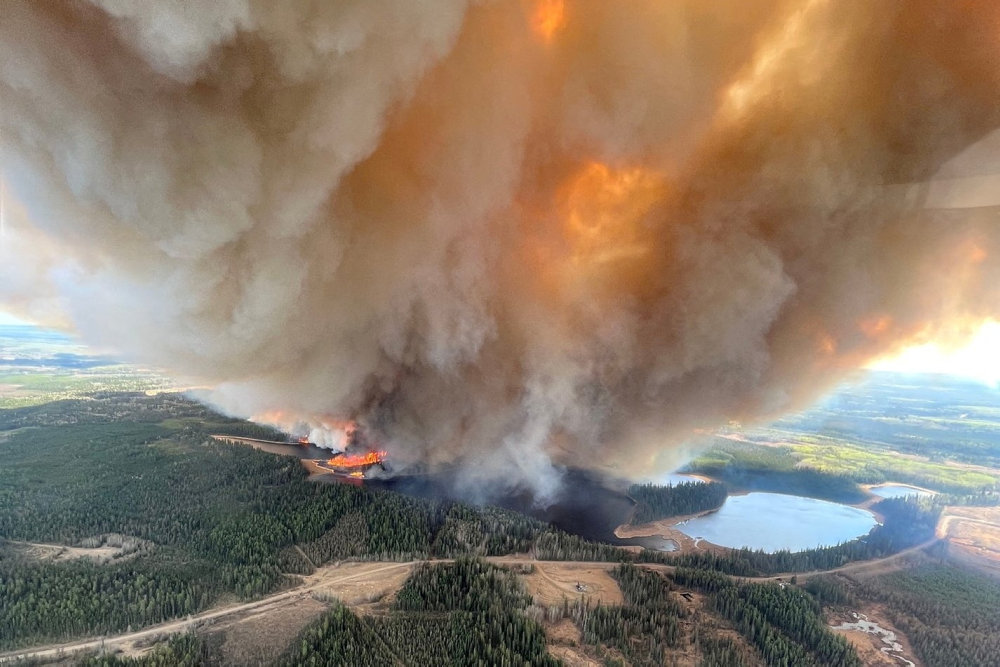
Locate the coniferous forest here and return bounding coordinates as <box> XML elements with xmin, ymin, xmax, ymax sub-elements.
<box><xmin>628</xmin><ymin>481</ymin><xmax>728</xmax><ymax>524</ymax></box>
<box><xmin>2</xmin><ymin>392</ymin><xmax>999</xmax><ymax>666</ymax></box>
<box><xmin>0</xmin><ymin>394</ymin><xmax>603</xmax><ymax>651</ymax></box>
<box><xmin>858</xmin><ymin>558</ymin><xmax>1000</xmax><ymax>666</ymax></box>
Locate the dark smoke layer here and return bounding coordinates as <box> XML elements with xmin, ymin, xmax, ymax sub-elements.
<box><xmin>2</xmin><ymin>0</ymin><xmax>1000</xmax><ymax>499</ymax></box>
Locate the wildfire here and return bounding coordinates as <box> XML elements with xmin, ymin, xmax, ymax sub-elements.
<box><xmin>560</xmin><ymin>161</ymin><xmax>663</xmax><ymax>266</ymax></box>
<box><xmin>327</xmin><ymin>450</ymin><xmax>387</xmax><ymax>469</ymax></box>
<box><xmin>531</xmin><ymin>0</ymin><xmax>566</xmax><ymax>43</ymax></box>
<box><xmin>519</xmin><ymin>159</ymin><xmax>666</xmax><ymax>304</ymax></box>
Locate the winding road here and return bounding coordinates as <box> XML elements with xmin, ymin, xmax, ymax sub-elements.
<box><xmin>0</xmin><ymin>540</ymin><xmax>945</xmax><ymax>664</ymax></box>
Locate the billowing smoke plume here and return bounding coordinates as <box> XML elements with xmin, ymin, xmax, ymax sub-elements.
<box><xmin>3</xmin><ymin>1</ymin><xmax>1000</xmax><ymax>499</ymax></box>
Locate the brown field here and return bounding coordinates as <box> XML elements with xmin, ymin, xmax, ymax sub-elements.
<box><xmin>545</xmin><ymin>619</ymin><xmax>604</xmax><ymax>667</ymax></box>
<box><xmin>937</xmin><ymin>506</ymin><xmax>1000</xmax><ymax>576</ymax></box>
<box><xmin>206</xmin><ymin>596</ymin><xmax>328</xmax><ymax>665</ymax></box>
<box><xmin>3</xmin><ymin>540</ymin><xmax>131</xmax><ymax>564</ymax></box>
<box><xmin>303</xmin><ymin>560</ymin><xmax>416</xmax><ymax>610</ymax></box>
<box><xmin>827</xmin><ymin>604</ymin><xmax>922</xmax><ymax>667</ymax></box>
<box><xmin>521</xmin><ymin>562</ymin><xmax>624</xmax><ymax>607</ymax></box>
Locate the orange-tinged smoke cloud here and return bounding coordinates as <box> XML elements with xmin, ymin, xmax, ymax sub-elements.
<box><xmin>561</xmin><ymin>161</ymin><xmax>662</xmax><ymax>265</ymax></box>
<box><xmin>859</xmin><ymin>316</ymin><xmax>892</xmax><ymax>340</ymax></box>
<box><xmin>531</xmin><ymin>0</ymin><xmax>566</xmax><ymax>43</ymax></box>
<box><xmin>3</xmin><ymin>0</ymin><xmax>1000</xmax><ymax>500</ymax></box>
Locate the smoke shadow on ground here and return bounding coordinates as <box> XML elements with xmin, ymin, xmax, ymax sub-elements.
<box><xmin>361</xmin><ymin>467</ymin><xmax>674</xmax><ymax>551</ymax></box>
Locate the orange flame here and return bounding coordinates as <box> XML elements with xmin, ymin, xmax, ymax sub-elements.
<box><xmin>531</xmin><ymin>0</ymin><xmax>566</xmax><ymax>43</ymax></box>
<box><xmin>327</xmin><ymin>450</ymin><xmax>387</xmax><ymax>469</ymax></box>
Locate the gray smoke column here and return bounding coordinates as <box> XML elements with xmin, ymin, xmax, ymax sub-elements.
<box><xmin>3</xmin><ymin>0</ymin><xmax>1000</xmax><ymax>499</ymax></box>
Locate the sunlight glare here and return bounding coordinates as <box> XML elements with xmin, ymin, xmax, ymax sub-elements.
<box><xmin>868</xmin><ymin>321</ymin><xmax>1000</xmax><ymax>386</ymax></box>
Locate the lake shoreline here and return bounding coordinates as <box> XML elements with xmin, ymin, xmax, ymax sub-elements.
<box><xmin>618</xmin><ymin>481</ymin><xmax>883</xmax><ymax>555</ymax></box>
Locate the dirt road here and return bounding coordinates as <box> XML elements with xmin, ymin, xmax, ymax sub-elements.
<box><xmin>0</xmin><ymin>561</ymin><xmax>413</xmax><ymax>664</ymax></box>
<box><xmin>0</xmin><ymin>541</ymin><xmax>948</xmax><ymax>663</ymax></box>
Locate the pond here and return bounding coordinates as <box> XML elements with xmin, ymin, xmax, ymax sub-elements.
<box><xmin>869</xmin><ymin>484</ymin><xmax>933</xmax><ymax>499</ymax></box>
<box><xmin>675</xmin><ymin>492</ymin><xmax>878</xmax><ymax>553</ymax></box>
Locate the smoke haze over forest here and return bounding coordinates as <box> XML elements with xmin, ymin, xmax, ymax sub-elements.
<box><xmin>2</xmin><ymin>1</ymin><xmax>1000</xmax><ymax>498</ymax></box>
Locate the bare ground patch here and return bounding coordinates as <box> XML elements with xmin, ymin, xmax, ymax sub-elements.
<box><xmin>937</xmin><ymin>506</ymin><xmax>1000</xmax><ymax>575</ymax></box>
<box><xmin>305</xmin><ymin>560</ymin><xmax>415</xmax><ymax>611</ymax></box>
<box><xmin>616</xmin><ymin>518</ymin><xmax>727</xmax><ymax>556</ymax></box>
<box><xmin>827</xmin><ymin>604</ymin><xmax>922</xmax><ymax>667</ymax></box>
<box><xmin>3</xmin><ymin>535</ymin><xmax>148</xmax><ymax>564</ymax></box>
<box><xmin>205</xmin><ymin>596</ymin><xmax>328</xmax><ymax>665</ymax></box>
<box><xmin>521</xmin><ymin>562</ymin><xmax>624</xmax><ymax>607</ymax></box>
<box><xmin>545</xmin><ymin>620</ymin><xmax>603</xmax><ymax>667</ymax></box>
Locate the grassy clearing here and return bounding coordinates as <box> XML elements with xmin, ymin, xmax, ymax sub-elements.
<box><xmin>0</xmin><ymin>370</ymin><xmax>170</xmax><ymax>409</ymax></box>
<box><xmin>696</xmin><ymin>434</ymin><xmax>998</xmax><ymax>494</ymax></box>
<box><xmin>789</xmin><ymin>441</ymin><xmax>997</xmax><ymax>490</ymax></box>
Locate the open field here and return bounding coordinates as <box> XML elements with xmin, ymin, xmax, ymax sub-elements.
<box><xmin>937</xmin><ymin>506</ymin><xmax>1000</xmax><ymax>576</ymax></box>
<box><xmin>0</xmin><ymin>370</ymin><xmax>171</xmax><ymax>409</ymax></box>
<box><xmin>303</xmin><ymin>560</ymin><xmax>417</xmax><ymax>610</ymax></box>
<box><xmin>711</xmin><ymin>431</ymin><xmax>1000</xmax><ymax>493</ymax></box>
<box><xmin>3</xmin><ymin>540</ymin><xmax>130</xmax><ymax>564</ymax></box>
<box><xmin>201</xmin><ymin>596</ymin><xmax>329</xmax><ymax>666</ymax></box>
<box><xmin>521</xmin><ymin>562</ymin><xmax>624</xmax><ymax>606</ymax></box>
<box><xmin>545</xmin><ymin>619</ymin><xmax>604</xmax><ymax>667</ymax></box>
<box><xmin>707</xmin><ymin>371</ymin><xmax>1000</xmax><ymax>493</ymax></box>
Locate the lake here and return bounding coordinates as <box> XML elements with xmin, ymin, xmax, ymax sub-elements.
<box><xmin>675</xmin><ymin>492</ymin><xmax>878</xmax><ymax>552</ymax></box>
<box><xmin>869</xmin><ymin>484</ymin><xmax>933</xmax><ymax>499</ymax></box>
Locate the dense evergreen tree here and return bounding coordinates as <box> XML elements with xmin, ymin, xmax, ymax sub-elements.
<box><xmin>858</xmin><ymin>562</ymin><xmax>1000</xmax><ymax>667</ymax></box>
<box><xmin>696</xmin><ymin>634</ymin><xmax>758</xmax><ymax>667</ymax></box>
<box><xmin>673</xmin><ymin>568</ymin><xmax>860</xmax><ymax>667</ymax></box>
<box><xmin>576</xmin><ymin>564</ymin><xmax>686</xmax><ymax>665</ymax></box>
<box><xmin>82</xmin><ymin>634</ymin><xmax>208</xmax><ymax>666</ymax></box>
<box><xmin>0</xmin><ymin>558</ymin><xmax>215</xmax><ymax>651</ymax></box>
<box><xmin>276</xmin><ymin>604</ymin><xmax>398</xmax><ymax>666</ymax></box>
<box><xmin>3</xmin><ymin>391</ymin><xmax>986</xmax><ymax>661</ymax></box>
<box><xmin>0</xmin><ymin>394</ymin><xmax>619</xmax><ymax>650</ymax></box>
<box><xmin>628</xmin><ymin>481</ymin><xmax>728</xmax><ymax>524</ymax></box>
<box><xmin>393</xmin><ymin>559</ymin><xmax>558</xmax><ymax>665</ymax></box>
<box><xmin>533</xmin><ymin>531</ymin><xmax>626</xmax><ymax>562</ymax></box>
<box><xmin>685</xmin><ymin>444</ymin><xmax>868</xmax><ymax>504</ymax></box>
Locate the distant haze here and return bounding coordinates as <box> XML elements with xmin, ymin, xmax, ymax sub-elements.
<box><xmin>0</xmin><ymin>311</ymin><xmax>29</xmax><ymax>326</ymax></box>
<box><xmin>870</xmin><ymin>321</ymin><xmax>1000</xmax><ymax>386</ymax></box>
<box><xmin>2</xmin><ymin>1</ymin><xmax>1000</xmax><ymax>499</ymax></box>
